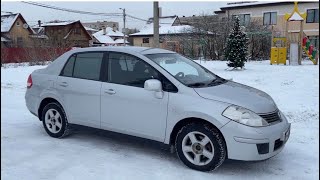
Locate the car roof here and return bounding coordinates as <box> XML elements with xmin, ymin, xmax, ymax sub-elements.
<box><xmin>69</xmin><ymin>46</ymin><xmax>176</xmax><ymax>55</ymax></box>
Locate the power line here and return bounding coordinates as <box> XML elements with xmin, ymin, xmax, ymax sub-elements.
<box><xmin>20</xmin><ymin>1</ymin><xmax>172</xmax><ymax>26</ymax></box>
<box><xmin>21</xmin><ymin>1</ymin><xmax>122</xmax><ymax>17</ymax></box>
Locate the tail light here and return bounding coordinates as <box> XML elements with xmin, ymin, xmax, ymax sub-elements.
<box><xmin>27</xmin><ymin>74</ymin><xmax>33</xmax><ymax>89</ymax></box>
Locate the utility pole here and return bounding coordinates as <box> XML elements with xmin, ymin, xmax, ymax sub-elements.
<box><xmin>120</xmin><ymin>8</ymin><xmax>126</xmax><ymax>46</ymax></box>
<box><xmin>153</xmin><ymin>1</ymin><xmax>160</xmax><ymax>48</ymax></box>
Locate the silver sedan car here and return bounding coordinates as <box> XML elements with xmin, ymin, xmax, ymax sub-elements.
<box><xmin>25</xmin><ymin>47</ymin><xmax>291</xmax><ymax>171</ymax></box>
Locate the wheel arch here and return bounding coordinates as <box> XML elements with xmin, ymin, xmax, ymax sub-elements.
<box><xmin>38</xmin><ymin>97</ymin><xmax>64</xmax><ymax>121</ymax></box>
<box><xmin>169</xmin><ymin>117</ymin><xmax>228</xmax><ymax>157</ymax></box>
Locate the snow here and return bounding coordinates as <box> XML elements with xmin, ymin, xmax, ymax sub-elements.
<box><xmin>84</xmin><ymin>26</ymin><xmax>99</xmax><ymax>32</ymax></box>
<box><xmin>42</xmin><ymin>21</ymin><xmax>76</xmax><ymax>26</ymax></box>
<box><xmin>221</xmin><ymin>1</ymin><xmax>285</xmax><ymax>9</ymax></box>
<box><xmin>1</xmin><ymin>13</ymin><xmax>19</xmax><ymax>32</ymax></box>
<box><xmin>93</xmin><ymin>27</ymin><xmax>129</xmax><ymax>44</ymax></box>
<box><xmin>93</xmin><ymin>34</ymin><xmax>116</xmax><ymax>44</ymax></box>
<box><xmin>130</xmin><ymin>25</ymin><xmax>194</xmax><ymax>36</ymax></box>
<box><xmin>1</xmin><ymin>36</ymin><xmax>11</xmax><ymax>42</ymax></box>
<box><xmin>94</xmin><ymin>27</ymin><xmax>125</xmax><ymax>37</ymax></box>
<box><xmin>1</xmin><ymin>60</ymin><xmax>319</xmax><ymax>180</ymax></box>
<box><xmin>289</xmin><ymin>12</ymin><xmax>304</xmax><ymax>21</ymax></box>
<box><xmin>114</xmin><ymin>38</ymin><xmax>129</xmax><ymax>44</ymax></box>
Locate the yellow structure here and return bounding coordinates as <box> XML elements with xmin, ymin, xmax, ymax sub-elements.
<box><xmin>270</xmin><ymin>37</ymin><xmax>287</xmax><ymax>65</ymax></box>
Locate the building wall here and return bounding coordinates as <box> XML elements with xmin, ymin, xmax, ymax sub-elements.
<box><xmin>44</xmin><ymin>23</ymin><xmax>90</xmax><ymax>47</ymax></box>
<box><xmin>5</xmin><ymin>17</ymin><xmax>33</xmax><ymax>47</ymax></box>
<box><xmin>224</xmin><ymin>2</ymin><xmax>319</xmax><ymax>35</ymax></box>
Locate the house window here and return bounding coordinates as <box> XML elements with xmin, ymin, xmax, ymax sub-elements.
<box><xmin>306</xmin><ymin>9</ymin><xmax>319</xmax><ymax>23</ymax></box>
<box><xmin>74</xmin><ymin>28</ymin><xmax>81</xmax><ymax>35</ymax></box>
<box><xmin>143</xmin><ymin>38</ymin><xmax>149</xmax><ymax>43</ymax></box>
<box><xmin>232</xmin><ymin>14</ymin><xmax>251</xmax><ymax>26</ymax></box>
<box><xmin>263</xmin><ymin>12</ymin><xmax>277</xmax><ymax>25</ymax></box>
<box><xmin>17</xmin><ymin>37</ymin><xmax>23</xmax><ymax>47</ymax></box>
<box><xmin>308</xmin><ymin>36</ymin><xmax>319</xmax><ymax>49</ymax></box>
<box><xmin>16</xmin><ymin>21</ymin><xmax>20</xmax><ymax>26</ymax></box>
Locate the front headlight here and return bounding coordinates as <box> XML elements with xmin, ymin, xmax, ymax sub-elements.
<box><xmin>222</xmin><ymin>105</ymin><xmax>268</xmax><ymax>127</ymax></box>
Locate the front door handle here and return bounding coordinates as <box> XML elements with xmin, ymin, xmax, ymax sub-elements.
<box><xmin>59</xmin><ymin>82</ymin><xmax>68</xmax><ymax>87</ymax></box>
<box><xmin>104</xmin><ymin>89</ymin><xmax>116</xmax><ymax>95</ymax></box>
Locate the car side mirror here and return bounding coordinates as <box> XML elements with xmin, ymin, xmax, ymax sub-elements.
<box><xmin>144</xmin><ymin>79</ymin><xmax>162</xmax><ymax>92</ymax></box>
<box><xmin>144</xmin><ymin>79</ymin><xmax>163</xmax><ymax>99</ymax></box>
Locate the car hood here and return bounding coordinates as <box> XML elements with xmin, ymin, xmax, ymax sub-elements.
<box><xmin>194</xmin><ymin>81</ymin><xmax>277</xmax><ymax>114</ymax></box>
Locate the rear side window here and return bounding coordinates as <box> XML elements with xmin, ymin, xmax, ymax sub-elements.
<box><xmin>61</xmin><ymin>55</ymin><xmax>75</xmax><ymax>77</ymax></box>
<box><xmin>73</xmin><ymin>53</ymin><xmax>103</xmax><ymax>81</ymax></box>
<box><xmin>61</xmin><ymin>52</ymin><xmax>103</xmax><ymax>81</ymax></box>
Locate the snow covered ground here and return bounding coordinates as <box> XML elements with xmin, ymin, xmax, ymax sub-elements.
<box><xmin>1</xmin><ymin>60</ymin><xmax>319</xmax><ymax>180</ymax></box>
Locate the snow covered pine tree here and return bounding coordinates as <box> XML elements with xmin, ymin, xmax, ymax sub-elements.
<box><xmin>224</xmin><ymin>16</ymin><xmax>249</xmax><ymax>69</ymax></box>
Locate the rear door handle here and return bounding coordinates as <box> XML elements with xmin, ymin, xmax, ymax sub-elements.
<box><xmin>59</xmin><ymin>82</ymin><xmax>68</xmax><ymax>87</ymax></box>
<box><xmin>104</xmin><ymin>89</ymin><xmax>116</xmax><ymax>95</ymax></box>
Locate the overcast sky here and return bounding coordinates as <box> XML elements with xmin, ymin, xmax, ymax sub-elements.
<box><xmin>1</xmin><ymin>1</ymin><xmax>228</xmax><ymax>29</ymax></box>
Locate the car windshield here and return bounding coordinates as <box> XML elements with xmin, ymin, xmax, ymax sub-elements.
<box><xmin>146</xmin><ymin>53</ymin><xmax>226</xmax><ymax>87</ymax></box>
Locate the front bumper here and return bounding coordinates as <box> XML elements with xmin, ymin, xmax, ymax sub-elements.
<box><xmin>220</xmin><ymin>112</ymin><xmax>291</xmax><ymax>161</ymax></box>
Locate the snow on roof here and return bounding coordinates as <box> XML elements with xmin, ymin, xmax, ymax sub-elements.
<box><xmin>288</xmin><ymin>12</ymin><xmax>304</xmax><ymax>21</ymax></box>
<box><xmin>1</xmin><ymin>13</ymin><xmax>19</xmax><ymax>32</ymax></box>
<box><xmin>93</xmin><ymin>34</ymin><xmax>115</xmax><ymax>44</ymax></box>
<box><xmin>84</xmin><ymin>26</ymin><xmax>99</xmax><ymax>32</ymax></box>
<box><xmin>42</xmin><ymin>21</ymin><xmax>76</xmax><ymax>27</ymax></box>
<box><xmin>220</xmin><ymin>1</ymin><xmax>290</xmax><ymax>9</ymax></box>
<box><xmin>114</xmin><ymin>38</ymin><xmax>129</xmax><ymax>44</ymax></box>
<box><xmin>64</xmin><ymin>30</ymin><xmax>73</xmax><ymax>39</ymax></box>
<box><xmin>93</xmin><ymin>27</ymin><xmax>125</xmax><ymax>37</ymax></box>
<box><xmin>1</xmin><ymin>36</ymin><xmax>11</xmax><ymax>42</ymax></box>
<box><xmin>130</xmin><ymin>25</ymin><xmax>195</xmax><ymax>36</ymax></box>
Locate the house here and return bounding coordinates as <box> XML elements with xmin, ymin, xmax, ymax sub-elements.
<box><xmin>130</xmin><ymin>15</ymin><xmax>185</xmax><ymax>49</ymax></box>
<box><xmin>1</xmin><ymin>13</ymin><xmax>34</xmax><ymax>48</ymax></box>
<box><xmin>40</xmin><ymin>20</ymin><xmax>92</xmax><ymax>47</ymax></box>
<box><xmin>129</xmin><ymin>15</ymin><xmax>212</xmax><ymax>57</ymax></box>
<box><xmin>92</xmin><ymin>26</ymin><xmax>129</xmax><ymax>46</ymax></box>
<box><xmin>214</xmin><ymin>1</ymin><xmax>319</xmax><ymax>48</ymax></box>
<box><xmin>82</xmin><ymin>21</ymin><xmax>119</xmax><ymax>31</ymax></box>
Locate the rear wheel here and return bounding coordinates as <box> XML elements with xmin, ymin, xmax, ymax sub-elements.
<box><xmin>175</xmin><ymin>123</ymin><xmax>226</xmax><ymax>171</ymax></box>
<box><xmin>41</xmin><ymin>102</ymin><xmax>70</xmax><ymax>138</ymax></box>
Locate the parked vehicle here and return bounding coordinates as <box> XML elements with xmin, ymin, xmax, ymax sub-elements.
<box><xmin>25</xmin><ymin>47</ymin><xmax>290</xmax><ymax>171</ymax></box>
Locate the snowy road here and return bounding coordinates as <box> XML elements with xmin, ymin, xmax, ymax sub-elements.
<box><xmin>1</xmin><ymin>60</ymin><xmax>319</xmax><ymax>180</ymax></box>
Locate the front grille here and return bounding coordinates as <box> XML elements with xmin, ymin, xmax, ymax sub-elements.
<box><xmin>274</xmin><ymin>139</ymin><xmax>283</xmax><ymax>151</ymax></box>
<box><xmin>259</xmin><ymin>110</ymin><xmax>281</xmax><ymax>124</ymax></box>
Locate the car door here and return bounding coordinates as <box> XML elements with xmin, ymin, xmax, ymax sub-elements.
<box><xmin>56</xmin><ymin>52</ymin><xmax>105</xmax><ymax>128</ymax></box>
<box><xmin>100</xmin><ymin>52</ymin><xmax>170</xmax><ymax>142</ymax></box>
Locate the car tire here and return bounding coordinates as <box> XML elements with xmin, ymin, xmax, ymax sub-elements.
<box><xmin>175</xmin><ymin>123</ymin><xmax>226</xmax><ymax>171</ymax></box>
<box><xmin>41</xmin><ymin>102</ymin><xmax>70</xmax><ymax>138</ymax></box>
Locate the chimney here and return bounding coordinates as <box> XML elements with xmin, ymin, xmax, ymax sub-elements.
<box><xmin>102</xmin><ymin>26</ymin><xmax>106</xmax><ymax>35</ymax></box>
<box><xmin>38</xmin><ymin>20</ymin><xmax>41</xmax><ymax>27</ymax></box>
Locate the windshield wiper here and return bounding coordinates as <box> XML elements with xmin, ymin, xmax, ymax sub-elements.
<box><xmin>207</xmin><ymin>77</ymin><xmax>227</xmax><ymax>86</ymax></box>
<box><xmin>187</xmin><ymin>82</ymin><xmax>207</xmax><ymax>87</ymax></box>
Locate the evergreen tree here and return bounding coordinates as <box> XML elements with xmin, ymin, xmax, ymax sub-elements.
<box><xmin>224</xmin><ymin>16</ymin><xmax>248</xmax><ymax>69</ymax></box>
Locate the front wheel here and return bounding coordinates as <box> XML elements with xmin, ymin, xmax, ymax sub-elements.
<box><xmin>41</xmin><ymin>102</ymin><xmax>70</xmax><ymax>138</ymax></box>
<box><xmin>175</xmin><ymin>123</ymin><xmax>226</xmax><ymax>171</ymax></box>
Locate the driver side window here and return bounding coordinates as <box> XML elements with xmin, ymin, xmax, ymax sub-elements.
<box><xmin>108</xmin><ymin>52</ymin><xmax>160</xmax><ymax>88</ymax></box>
